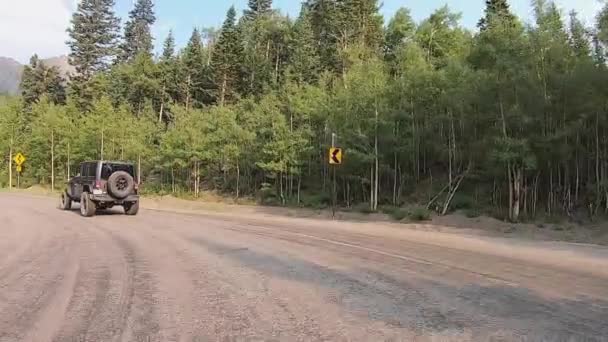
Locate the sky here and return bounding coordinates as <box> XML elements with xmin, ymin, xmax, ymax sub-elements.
<box><xmin>0</xmin><ymin>0</ymin><xmax>603</xmax><ymax>64</ymax></box>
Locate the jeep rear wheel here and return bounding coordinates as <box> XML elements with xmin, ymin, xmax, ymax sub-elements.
<box><xmin>60</xmin><ymin>191</ymin><xmax>72</xmax><ymax>210</ymax></box>
<box><xmin>123</xmin><ymin>201</ymin><xmax>139</xmax><ymax>216</ymax></box>
<box><xmin>80</xmin><ymin>192</ymin><xmax>96</xmax><ymax>217</ymax></box>
<box><xmin>124</xmin><ymin>201</ymin><xmax>139</xmax><ymax>216</ymax></box>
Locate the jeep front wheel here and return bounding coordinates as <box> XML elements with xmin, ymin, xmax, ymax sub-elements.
<box><xmin>60</xmin><ymin>191</ymin><xmax>72</xmax><ymax>210</ymax></box>
<box><xmin>80</xmin><ymin>192</ymin><xmax>96</xmax><ymax>217</ymax></box>
<box><xmin>124</xmin><ymin>201</ymin><xmax>139</xmax><ymax>216</ymax></box>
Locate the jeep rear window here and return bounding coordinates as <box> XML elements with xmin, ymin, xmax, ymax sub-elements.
<box><xmin>101</xmin><ymin>163</ymin><xmax>135</xmax><ymax>180</ymax></box>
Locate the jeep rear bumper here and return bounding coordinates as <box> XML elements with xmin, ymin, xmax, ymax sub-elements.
<box><xmin>90</xmin><ymin>193</ymin><xmax>139</xmax><ymax>204</ymax></box>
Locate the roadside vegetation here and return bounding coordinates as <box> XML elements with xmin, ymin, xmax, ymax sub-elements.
<box><xmin>2</xmin><ymin>0</ymin><xmax>608</xmax><ymax>225</ymax></box>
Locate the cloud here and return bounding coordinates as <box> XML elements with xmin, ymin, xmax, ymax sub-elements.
<box><xmin>0</xmin><ymin>0</ymin><xmax>75</xmax><ymax>63</ymax></box>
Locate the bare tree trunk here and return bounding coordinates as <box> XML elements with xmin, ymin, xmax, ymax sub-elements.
<box><xmin>171</xmin><ymin>167</ymin><xmax>175</xmax><ymax>194</ymax></box>
<box><xmin>67</xmin><ymin>141</ymin><xmax>71</xmax><ymax>180</ymax></box>
<box><xmin>138</xmin><ymin>154</ymin><xmax>141</xmax><ymax>184</ymax></box>
<box><xmin>159</xmin><ymin>85</ymin><xmax>165</xmax><ymax>123</ymax></box>
<box><xmin>393</xmin><ymin>152</ymin><xmax>398</xmax><ymax>206</ymax></box>
<box><xmin>185</xmin><ymin>75</ymin><xmax>192</xmax><ymax>112</ymax></box>
<box><xmin>8</xmin><ymin>141</ymin><xmax>12</xmax><ymax>190</ymax></box>
<box><xmin>279</xmin><ymin>172</ymin><xmax>284</xmax><ymax>205</ymax></box>
<box><xmin>236</xmin><ymin>162</ymin><xmax>240</xmax><ymax>200</ymax></box>
<box><xmin>51</xmin><ymin>130</ymin><xmax>55</xmax><ymax>192</ymax></box>
<box><xmin>346</xmin><ymin>181</ymin><xmax>350</xmax><ymax>208</ymax></box>
<box><xmin>374</xmin><ymin>104</ymin><xmax>379</xmax><ymax>211</ymax></box>
<box><xmin>297</xmin><ymin>175</ymin><xmax>301</xmax><ymax>204</ymax></box>
<box><xmin>370</xmin><ymin>163</ymin><xmax>374</xmax><ymax>211</ymax></box>
<box><xmin>508</xmin><ymin>164</ymin><xmax>514</xmax><ymax>221</ymax></box>
<box><xmin>220</xmin><ymin>74</ymin><xmax>227</xmax><ymax>107</ymax></box>
<box><xmin>596</xmin><ymin>112</ymin><xmax>601</xmax><ymax>204</ymax></box>
<box><xmin>512</xmin><ymin>167</ymin><xmax>522</xmax><ymax>222</ymax></box>
<box><xmin>100</xmin><ymin>129</ymin><xmax>104</xmax><ymax>160</ymax></box>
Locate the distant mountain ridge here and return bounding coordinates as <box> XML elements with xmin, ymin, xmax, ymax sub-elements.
<box><xmin>0</xmin><ymin>55</ymin><xmax>74</xmax><ymax>95</ymax></box>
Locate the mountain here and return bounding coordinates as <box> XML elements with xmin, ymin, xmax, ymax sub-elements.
<box><xmin>0</xmin><ymin>55</ymin><xmax>74</xmax><ymax>95</ymax></box>
<box><xmin>0</xmin><ymin>57</ymin><xmax>22</xmax><ymax>95</ymax></box>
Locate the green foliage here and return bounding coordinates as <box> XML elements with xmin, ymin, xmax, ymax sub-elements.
<box><xmin>211</xmin><ymin>6</ymin><xmax>243</xmax><ymax>106</ymax></box>
<box><xmin>1</xmin><ymin>0</ymin><xmax>607</xmax><ymax>226</ymax></box>
<box><xmin>67</xmin><ymin>0</ymin><xmax>120</xmax><ymax>78</ymax></box>
<box><xmin>407</xmin><ymin>207</ymin><xmax>432</xmax><ymax>222</ymax></box>
<box><xmin>354</xmin><ymin>203</ymin><xmax>375</xmax><ymax>215</ymax></box>
<box><xmin>119</xmin><ymin>0</ymin><xmax>156</xmax><ymax>62</ymax></box>
<box><xmin>464</xmin><ymin>208</ymin><xmax>481</xmax><ymax>219</ymax></box>
<box><xmin>20</xmin><ymin>55</ymin><xmax>66</xmax><ymax>106</ymax></box>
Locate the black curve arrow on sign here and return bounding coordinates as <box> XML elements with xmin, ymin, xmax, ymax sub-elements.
<box><xmin>331</xmin><ymin>149</ymin><xmax>341</xmax><ymax>164</ymax></box>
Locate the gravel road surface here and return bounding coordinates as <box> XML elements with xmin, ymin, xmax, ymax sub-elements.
<box><xmin>1</xmin><ymin>194</ymin><xmax>607</xmax><ymax>341</ymax></box>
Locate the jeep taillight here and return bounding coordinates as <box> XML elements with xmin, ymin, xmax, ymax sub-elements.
<box><xmin>95</xmin><ymin>180</ymin><xmax>102</xmax><ymax>189</ymax></box>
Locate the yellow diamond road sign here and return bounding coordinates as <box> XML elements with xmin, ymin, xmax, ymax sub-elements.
<box><xmin>13</xmin><ymin>153</ymin><xmax>26</xmax><ymax>166</ymax></box>
<box><xmin>329</xmin><ymin>148</ymin><xmax>343</xmax><ymax>165</ymax></box>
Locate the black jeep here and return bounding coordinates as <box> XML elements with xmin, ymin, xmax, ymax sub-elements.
<box><xmin>60</xmin><ymin>161</ymin><xmax>140</xmax><ymax>217</ymax></box>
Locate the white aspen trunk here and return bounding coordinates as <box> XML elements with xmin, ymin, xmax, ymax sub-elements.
<box><xmin>51</xmin><ymin>130</ymin><xmax>55</xmax><ymax>192</ymax></box>
<box><xmin>159</xmin><ymin>85</ymin><xmax>166</xmax><ymax>123</ymax></box>
<box><xmin>138</xmin><ymin>154</ymin><xmax>141</xmax><ymax>184</ymax></box>
<box><xmin>512</xmin><ymin>167</ymin><xmax>522</xmax><ymax>222</ymax></box>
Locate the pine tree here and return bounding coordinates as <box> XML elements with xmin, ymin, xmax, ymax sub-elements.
<box><xmin>304</xmin><ymin>0</ymin><xmax>341</xmax><ymax>73</ymax></box>
<box><xmin>288</xmin><ymin>6</ymin><xmax>320</xmax><ymax>83</ymax></box>
<box><xmin>597</xmin><ymin>3</ymin><xmax>608</xmax><ymax>48</ymax></box>
<box><xmin>180</xmin><ymin>28</ymin><xmax>214</xmax><ymax>108</ymax></box>
<box><xmin>384</xmin><ymin>8</ymin><xmax>416</xmax><ymax>66</ymax></box>
<box><xmin>569</xmin><ymin>11</ymin><xmax>591</xmax><ymax>58</ymax></box>
<box><xmin>338</xmin><ymin>0</ymin><xmax>384</xmax><ymax>51</ymax></box>
<box><xmin>20</xmin><ymin>55</ymin><xmax>66</xmax><ymax>106</ymax></box>
<box><xmin>478</xmin><ymin>0</ymin><xmax>516</xmax><ymax>31</ymax></box>
<box><xmin>244</xmin><ymin>0</ymin><xmax>273</xmax><ymax>20</ymax></box>
<box><xmin>120</xmin><ymin>0</ymin><xmax>156</xmax><ymax>61</ymax></box>
<box><xmin>161</xmin><ymin>30</ymin><xmax>176</xmax><ymax>61</ymax></box>
<box><xmin>67</xmin><ymin>0</ymin><xmax>120</xmax><ymax>78</ymax></box>
<box><xmin>211</xmin><ymin>6</ymin><xmax>243</xmax><ymax>106</ymax></box>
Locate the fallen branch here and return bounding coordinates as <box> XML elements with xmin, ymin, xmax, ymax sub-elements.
<box><xmin>441</xmin><ymin>162</ymin><xmax>473</xmax><ymax>216</ymax></box>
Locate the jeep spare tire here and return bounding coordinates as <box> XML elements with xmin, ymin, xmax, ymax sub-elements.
<box><xmin>107</xmin><ymin>171</ymin><xmax>134</xmax><ymax>199</ymax></box>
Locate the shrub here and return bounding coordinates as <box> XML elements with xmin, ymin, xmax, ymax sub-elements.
<box><xmin>408</xmin><ymin>206</ymin><xmax>431</xmax><ymax>221</ymax></box>
<box><xmin>379</xmin><ymin>205</ymin><xmax>398</xmax><ymax>215</ymax></box>
<box><xmin>300</xmin><ymin>193</ymin><xmax>330</xmax><ymax>209</ymax></box>
<box><xmin>464</xmin><ymin>208</ymin><xmax>481</xmax><ymax>218</ymax></box>
<box><xmin>451</xmin><ymin>194</ymin><xmax>475</xmax><ymax>210</ymax></box>
<box><xmin>354</xmin><ymin>203</ymin><xmax>375</xmax><ymax>215</ymax></box>
<box><xmin>390</xmin><ymin>208</ymin><xmax>409</xmax><ymax>221</ymax></box>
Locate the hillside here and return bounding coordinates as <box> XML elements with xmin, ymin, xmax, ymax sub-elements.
<box><xmin>0</xmin><ymin>57</ymin><xmax>22</xmax><ymax>94</ymax></box>
<box><xmin>0</xmin><ymin>55</ymin><xmax>73</xmax><ymax>94</ymax></box>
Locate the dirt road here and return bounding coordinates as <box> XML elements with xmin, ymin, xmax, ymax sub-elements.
<box><xmin>1</xmin><ymin>194</ymin><xmax>607</xmax><ymax>341</ymax></box>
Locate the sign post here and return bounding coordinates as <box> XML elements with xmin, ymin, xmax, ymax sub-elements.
<box><xmin>13</xmin><ymin>153</ymin><xmax>26</xmax><ymax>189</ymax></box>
<box><xmin>329</xmin><ymin>134</ymin><xmax>343</xmax><ymax>218</ymax></box>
